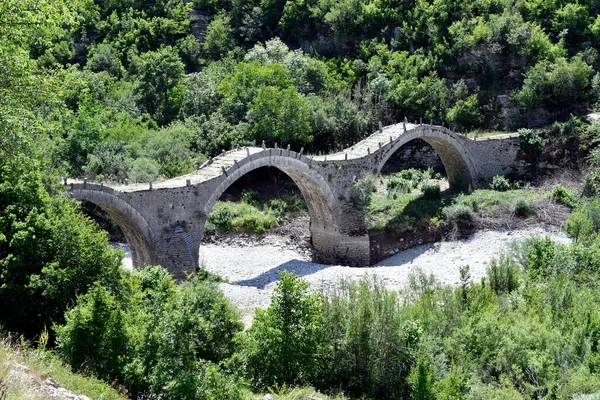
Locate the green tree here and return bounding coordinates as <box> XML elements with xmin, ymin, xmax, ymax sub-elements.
<box><xmin>246</xmin><ymin>86</ymin><xmax>313</xmax><ymax>145</ymax></box>
<box><xmin>241</xmin><ymin>271</ymin><xmax>326</xmax><ymax>389</ymax></box>
<box><xmin>129</xmin><ymin>46</ymin><xmax>185</xmax><ymax>125</ymax></box>
<box><xmin>203</xmin><ymin>13</ymin><xmax>235</xmax><ymax>60</ymax></box>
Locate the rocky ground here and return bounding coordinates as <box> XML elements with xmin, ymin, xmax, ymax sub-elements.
<box><xmin>3</xmin><ymin>362</ymin><xmax>91</xmax><ymax>400</ymax></box>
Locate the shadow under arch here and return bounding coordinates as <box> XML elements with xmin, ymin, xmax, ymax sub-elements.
<box><xmin>378</xmin><ymin>127</ymin><xmax>477</xmax><ymax>191</ymax></box>
<box><xmin>202</xmin><ymin>153</ymin><xmax>341</xmax><ymax>253</ymax></box>
<box><xmin>70</xmin><ymin>184</ymin><xmax>155</xmax><ymax>268</ymax></box>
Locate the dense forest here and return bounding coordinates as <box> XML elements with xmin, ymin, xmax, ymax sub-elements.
<box><xmin>2</xmin><ymin>0</ymin><xmax>600</xmax><ymax>398</ymax></box>
<box><xmin>3</xmin><ymin>0</ymin><xmax>600</xmax><ymax>183</ymax></box>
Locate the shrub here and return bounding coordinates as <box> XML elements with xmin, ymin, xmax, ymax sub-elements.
<box><xmin>353</xmin><ymin>174</ymin><xmax>376</xmax><ymax>209</ymax></box>
<box><xmin>421</xmin><ymin>182</ymin><xmax>441</xmax><ymax>200</ymax></box>
<box><xmin>566</xmin><ymin>207</ymin><xmax>595</xmax><ymax>242</ymax></box>
<box><xmin>490</xmin><ymin>175</ymin><xmax>511</xmax><ymax>191</ymax></box>
<box><xmin>514</xmin><ymin>197</ymin><xmax>532</xmax><ymax>217</ymax></box>
<box><xmin>208</xmin><ymin>202</ymin><xmax>235</xmax><ymax>230</ymax></box>
<box><xmin>552</xmin><ymin>185</ymin><xmax>577</xmax><ymax>208</ymax></box>
<box><xmin>231</xmin><ymin>208</ymin><xmax>278</xmax><ymax>233</ymax></box>
<box><xmin>444</xmin><ymin>203</ymin><xmax>473</xmax><ymax>221</ymax></box>
<box><xmin>387</xmin><ymin>176</ymin><xmax>412</xmax><ymax>196</ymax></box>
<box><xmin>518</xmin><ymin>128</ymin><xmax>543</xmax><ymax>162</ymax></box>
<box><xmin>319</xmin><ymin>276</ymin><xmax>411</xmax><ymax>399</ymax></box>
<box><xmin>240</xmin><ymin>188</ymin><xmax>261</xmax><ymax>205</ymax></box>
<box><xmin>486</xmin><ymin>254</ymin><xmax>520</xmax><ymax>295</ymax></box>
<box><xmin>128</xmin><ymin>157</ymin><xmax>160</xmax><ymax>183</ymax></box>
<box><xmin>56</xmin><ymin>266</ymin><xmax>243</xmax><ymax>399</ymax></box>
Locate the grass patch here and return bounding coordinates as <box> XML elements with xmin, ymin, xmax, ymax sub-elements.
<box><xmin>206</xmin><ymin>194</ymin><xmax>308</xmax><ymax>233</ymax></box>
<box><xmin>367</xmin><ymin>191</ymin><xmax>445</xmax><ymax>231</ymax></box>
<box><xmin>367</xmin><ymin>171</ymin><xmax>549</xmax><ymax>233</ymax></box>
<box><xmin>0</xmin><ymin>335</ymin><xmax>126</xmax><ymax>400</ymax></box>
<box><xmin>452</xmin><ymin>189</ymin><xmax>541</xmax><ymax>213</ymax></box>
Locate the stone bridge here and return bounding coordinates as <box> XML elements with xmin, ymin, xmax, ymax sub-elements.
<box><xmin>67</xmin><ymin>122</ymin><xmax>521</xmax><ymax>278</ymax></box>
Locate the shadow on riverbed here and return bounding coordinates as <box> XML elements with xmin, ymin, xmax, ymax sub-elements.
<box><xmin>236</xmin><ymin>259</ymin><xmax>330</xmax><ymax>289</ymax></box>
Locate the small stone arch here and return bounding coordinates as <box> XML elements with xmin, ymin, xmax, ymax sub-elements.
<box><xmin>70</xmin><ymin>184</ymin><xmax>155</xmax><ymax>267</ymax></box>
<box><xmin>378</xmin><ymin>126</ymin><xmax>478</xmax><ymax>190</ymax></box>
<box><xmin>202</xmin><ymin>151</ymin><xmax>342</xmax><ymax>256</ymax></box>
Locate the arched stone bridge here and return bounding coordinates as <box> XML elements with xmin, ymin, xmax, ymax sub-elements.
<box><xmin>68</xmin><ymin>122</ymin><xmax>520</xmax><ymax>278</ymax></box>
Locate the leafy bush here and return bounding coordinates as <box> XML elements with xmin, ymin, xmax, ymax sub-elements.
<box><xmin>490</xmin><ymin>175</ymin><xmax>511</xmax><ymax>191</ymax></box>
<box><xmin>207</xmin><ymin>202</ymin><xmax>236</xmax><ymax>230</ymax></box>
<box><xmin>421</xmin><ymin>182</ymin><xmax>441</xmax><ymax>200</ymax></box>
<box><xmin>353</xmin><ymin>174</ymin><xmax>376</xmax><ymax>209</ymax></box>
<box><xmin>387</xmin><ymin>176</ymin><xmax>412</xmax><ymax>196</ymax></box>
<box><xmin>514</xmin><ymin>197</ymin><xmax>532</xmax><ymax>217</ymax></box>
<box><xmin>551</xmin><ymin>185</ymin><xmax>577</xmax><ymax>208</ymax></box>
<box><xmin>518</xmin><ymin>128</ymin><xmax>543</xmax><ymax>162</ymax></box>
<box><xmin>240</xmin><ymin>188</ymin><xmax>262</xmax><ymax>205</ymax></box>
<box><xmin>444</xmin><ymin>203</ymin><xmax>474</xmax><ymax>221</ymax></box>
<box><xmin>486</xmin><ymin>254</ymin><xmax>520</xmax><ymax>295</ymax></box>
<box><xmin>319</xmin><ymin>276</ymin><xmax>411</xmax><ymax>399</ymax></box>
<box><xmin>565</xmin><ymin>199</ymin><xmax>600</xmax><ymax>242</ymax></box>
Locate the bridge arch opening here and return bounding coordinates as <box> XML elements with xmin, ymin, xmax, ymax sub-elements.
<box><xmin>379</xmin><ymin>129</ymin><xmax>475</xmax><ymax>191</ymax></box>
<box><xmin>380</xmin><ymin>138</ymin><xmax>447</xmax><ymax>178</ymax></box>
<box><xmin>202</xmin><ymin>155</ymin><xmax>341</xmax><ymax>262</ymax></box>
<box><xmin>71</xmin><ymin>187</ymin><xmax>155</xmax><ymax>268</ymax></box>
<box><xmin>204</xmin><ymin>166</ymin><xmax>310</xmax><ymax>240</ymax></box>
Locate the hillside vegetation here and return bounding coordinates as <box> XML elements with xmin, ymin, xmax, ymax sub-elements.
<box><xmin>2</xmin><ymin>0</ymin><xmax>600</xmax><ymax>399</ymax></box>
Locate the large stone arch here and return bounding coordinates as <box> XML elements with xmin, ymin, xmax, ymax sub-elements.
<box><xmin>70</xmin><ymin>184</ymin><xmax>155</xmax><ymax>267</ymax></box>
<box><xmin>378</xmin><ymin>126</ymin><xmax>478</xmax><ymax>190</ymax></box>
<box><xmin>202</xmin><ymin>152</ymin><xmax>346</xmax><ymax>261</ymax></box>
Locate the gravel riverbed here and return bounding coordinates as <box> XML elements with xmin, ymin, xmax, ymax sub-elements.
<box><xmin>118</xmin><ymin>227</ymin><xmax>569</xmax><ymax>323</ymax></box>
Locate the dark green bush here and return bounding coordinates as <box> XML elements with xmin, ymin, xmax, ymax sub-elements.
<box><xmin>514</xmin><ymin>197</ymin><xmax>532</xmax><ymax>217</ymax></box>
<box><xmin>551</xmin><ymin>185</ymin><xmax>577</xmax><ymax>208</ymax></box>
<box><xmin>208</xmin><ymin>202</ymin><xmax>235</xmax><ymax>230</ymax></box>
<box><xmin>387</xmin><ymin>176</ymin><xmax>412</xmax><ymax>195</ymax></box>
<box><xmin>486</xmin><ymin>254</ymin><xmax>520</xmax><ymax>295</ymax></box>
<box><xmin>444</xmin><ymin>203</ymin><xmax>473</xmax><ymax>221</ymax></box>
<box><xmin>56</xmin><ymin>266</ymin><xmax>243</xmax><ymax>399</ymax></box>
<box><xmin>240</xmin><ymin>188</ymin><xmax>262</xmax><ymax>205</ymax></box>
<box><xmin>353</xmin><ymin>174</ymin><xmax>376</xmax><ymax>209</ymax></box>
<box><xmin>421</xmin><ymin>182</ymin><xmax>441</xmax><ymax>200</ymax></box>
<box><xmin>319</xmin><ymin>276</ymin><xmax>411</xmax><ymax>399</ymax></box>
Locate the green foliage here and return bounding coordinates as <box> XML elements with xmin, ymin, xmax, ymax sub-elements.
<box><xmin>490</xmin><ymin>175</ymin><xmax>511</xmax><ymax>191</ymax></box>
<box><xmin>408</xmin><ymin>357</ymin><xmax>436</xmax><ymax>400</ymax></box>
<box><xmin>443</xmin><ymin>203</ymin><xmax>473</xmax><ymax>221</ymax></box>
<box><xmin>203</xmin><ymin>13</ymin><xmax>235</xmax><ymax>60</ymax></box>
<box><xmin>447</xmin><ymin>94</ymin><xmax>484</xmax><ymax>132</ymax></box>
<box><xmin>241</xmin><ymin>271</ymin><xmax>326</xmax><ymax>389</ymax></box>
<box><xmin>56</xmin><ymin>266</ymin><xmax>243</xmax><ymax>399</ymax></box>
<box><xmin>486</xmin><ymin>254</ymin><xmax>520</xmax><ymax>295</ymax></box>
<box><xmin>421</xmin><ymin>182</ymin><xmax>441</xmax><ymax>200</ymax></box>
<box><xmin>387</xmin><ymin>176</ymin><xmax>412</xmax><ymax>197</ymax></box>
<box><xmin>514</xmin><ymin>197</ymin><xmax>532</xmax><ymax>217</ymax></box>
<box><xmin>566</xmin><ymin>199</ymin><xmax>600</xmax><ymax>242</ymax></box>
<box><xmin>513</xmin><ymin>56</ymin><xmax>592</xmax><ymax>113</ymax></box>
<box><xmin>518</xmin><ymin>128</ymin><xmax>543</xmax><ymax>162</ymax></box>
<box><xmin>551</xmin><ymin>185</ymin><xmax>577</xmax><ymax>208</ymax></box>
<box><xmin>129</xmin><ymin>46</ymin><xmax>185</xmax><ymax>125</ymax></box>
<box><xmin>353</xmin><ymin>174</ymin><xmax>376</xmax><ymax>209</ymax></box>
<box><xmin>246</xmin><ymin>86</ymin><xmax>313</xmax><ymax>145</ymax></box>
<box><xmin>0</xmin><ymin>170</ymin><xmax>122</xmax><ymax>337</ymax></box>
<box><xmin>319</xmin><ymin>276</ymin><xmax>411</xmax><ymax>399</ymax></box>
